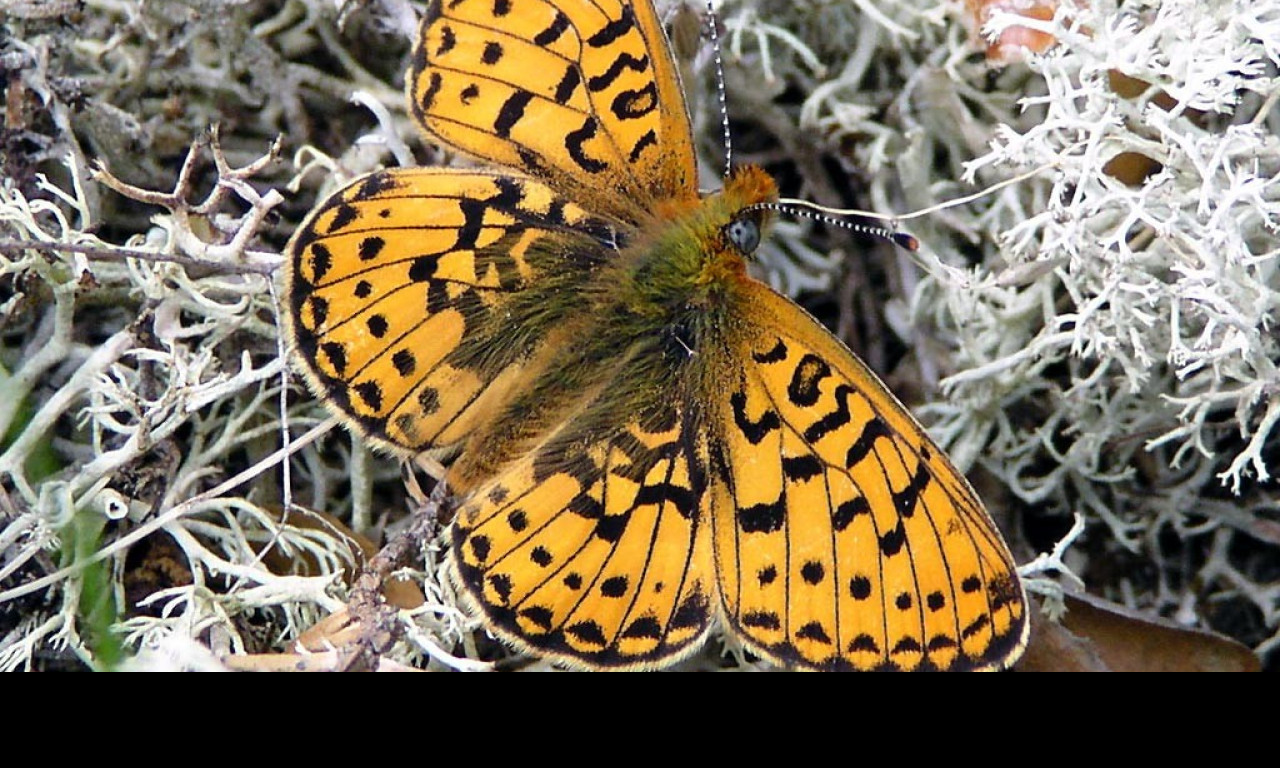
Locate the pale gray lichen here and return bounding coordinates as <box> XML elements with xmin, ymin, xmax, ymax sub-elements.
<box><xmin>2</xmin><ymin>0</ymin><xmax>1276</xmax><ymax>670</ymax></box>
<box><xmin>924</xmin><ymin>0</ymin><xmax>1280</xmax><ymax>661</ymax></box>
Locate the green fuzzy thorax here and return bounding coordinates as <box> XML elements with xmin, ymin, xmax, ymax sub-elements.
<box><xmin>450</xmin><ymin>167</ymin><xmax>778</xmax><ymax>484</ymax></box>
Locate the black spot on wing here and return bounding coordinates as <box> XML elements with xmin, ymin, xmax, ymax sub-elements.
<box><xmin>894</xmin><ymin>461</ymin><xmax>932</xmax><ymax>519</ymax></box>
<box><xmin>320</xmin><ymin>341</ymin><xmax>346</xmax><ymax>375</ymax></box>
<box><xmin>417</xmin><ymin>387</ymin><xmax>439</xmax><ymax>415</ymax></box>
<box><xmin>600</xmin><ymin>576</ymin><xmax>629</xmax><ymax>598</ymax></box>
<box><xmin>800</xmin><ymin>561</ymin><xmax>825</xmax><ymax>585</ymax></box>
<box><xmin>738</xmin><ymin>496</ymin><xmax>785</xmax><ymax>534</ymax></box>
<box><xmin>567</xmin><ymin>493</ymin><xmax>604</xmax><ymax>520</ymax></box>
<box><xmin>621</xmin><ymin>616</ymin><xmax>662</xmax><ymax>640</ymax></box>
<box><xmin>669</xmin><ymin>590</ymin><xmax>709</xmax><ymax>630</ymax></box>
<box><xmin>553</xmin><ymin>66</ymin><xmax>581</xmax><ymax>105</ymax></box>
<box><xmin>351</xmin><ymin>171</ymin><xmax>398</xmax><ymax>201</ymax></box>
<box><xmin>566</xmin><ymin>621</ymin><xmax>607</xmax><ymax>647</ymax></box>
<box><xmin>488</xmin><ymin>174</ymin><xmax>526</xmax><ymax>209</ymax></box>
<box><xmin>832</xmin><ymin>496</ymin><xmax>869</xmax><ymax>532</ymax></box>
<box><xmin>961</xmin><ymin>614</ymin><xmax>991</xmax><ymax>640</ymax></box>
<box><xmin>742</xmin><ymin>611</ymin><xmax>780</xmax><ymax>630</ymax></box>
<box><xmin>845</xmin><ymin>417</ymin><xmax>889</xmax><ymax>469</ymax></box>
<box><xmin>927</xmin><ymin>635</ymin><xmax>957</xmax><ymax>652</ymax></box>
<box><xmin>307</xmin><ymin>243</ymin><xmax>332</xmax><ymax>282</ymax></box>
<box><xmin>534</xmin><ymin>10</ymin><xmax>570</xmax><ymax>46</ymax></box>
<box><xmin>879</xmin><ymin>519</ymin><xmax>906</xmax><ymax>556</ymax></box>
<box><xmin>454</xmin><ymin>198</ymin><xmax>486</xmax><ymax>250</ymax></box>
<box><xmin>420</xmin><ymin>71</ymin><xmax>443</xmax><ymax>111</ymax></box>
<box><xmin>588</xmin><ymin>52</ymin><xmax>650</xmax><ymax>92</ymax></box>
<box><xmin>565</xmin><ymin>117</ymin><xmax>608</xmax><ymax>173</ymax></box>
<box><xmin>519</xmin><ymin>605</ymin><xmax>553</xmax><ymax>631</ymax></box>
<box><xmin>392</xmin><ymin>414</ymin><xmax>417</xmax><ymax>442</ymax></box>
<box><xmin>752</xmin><ymin>338</ymin><xmax>787</xmax><ymax>364</ymax></box>
<box><xmin>481</xmin><ymin>41</ymin><xmax>502</xmax><ymax>65</ymax></box>
<box><xmin>804</xmin><ymin>384</ymin><xmax>853</xmax><ymax>443</ymax></box>
<box><xmin>730</xmin><ymin>391</ymin><xmax>779</xmax><ymax>445</ymax></box>
<box><xmin>782</xmin><ymin>455</ymin><xmax>822</xmax><ymax>483</ymax></box>
<box><xmin>354</xmin><ymin>381</ymin><xmax>382</xmax><ymax>412</ymax></box>
<box><xmin>431</xmin><ymin>24</ymin><xmax>454</xmax><ymax>56</ymax></box>
<box><xmin>328</xmin><ymin>204</ymin><xmax>357</xmax><ymax>234</ymax></box>
<box><xmin>787</xmin><ymin>354</ymin><xmax>830</xmax><ymax>407</ymax></box>
<box><xmin>849</xmin><ymin>634</ymin><xmax>880</xmax><ymax>654</ymax></box>
<box><xmin>392</xmin><ymin>349</ymin><xmax>416</xmax><ymax>376</ymax></box>
<box><xmin>892</xmin><ymin>636</ymin><xmax>922</xmax><ymax>655</ymax></box>
<box><xmin>989</xmin><ymin>573</ymin><xmax>1022</xmax><ymax>611</ymax></box>
<box><xmin>304</xmin><ymin>296</ymin><xmax>328</xmax><ymax>329</ymax></box>
<box><xmin>634</xmin><ymin>482</ymin><xmax>697</xmax><ymax>519</ymax></box>
<box><xmin>593</xmin><ymin>512</ymin><xmax>630</xmax><ymax>543</ymax></box>
<box><xmin>488</xmin><ymin>573</ymin><xmax>511</xmax><ymax>603</ymax></box>
<box><xmin>628</xmin><ymin>130</ymin><xmax>656</xmax><ymax>162</ymax></box>
<box><xmin>585</xmin><ymin>7</ymin><xmax>636</xmax><ymax>49</ymax></box>
<box><xmin>796</xmin><ymin>622</ymin><xmax>832</xmax><ymax>644</ymax></box>
<box><xmin>494</xmin><ymin>90</ymin><xmax>533</xmax><ymax>138</ymax></box>
<box><xmin>408</xmin><ymin>254</ymin><xmax>440</xmax><ymax>282</ymax></box>
<box><xmin>611</xmin><ymin>82</ymin><xmax>657</xmax><ymax>120</ymax></box>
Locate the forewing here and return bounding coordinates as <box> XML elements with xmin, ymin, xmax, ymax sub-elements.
<box><xmin>287</xmin><ymin>168</ymin><xmax>616</xmax><ymax>455</ymax></box>
<box><xmin>710</xmin><ymin>285</ymin><xmax>1029</xmax><ymax>671</ymax></box>
<box><xmin>451</xmin><ymin>394</ymin><xmax>714</xmax><ymax>669</ymax></box>
<box><xmin>410</xmin><ymin>0</ymin><xmax>698</xmax><ymax>220</ymax></box>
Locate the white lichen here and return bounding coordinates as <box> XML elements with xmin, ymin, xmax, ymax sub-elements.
<box><xmin>3</xmin><ymin>0</ymin><xmax>1276</xmax><ymax>670</ymax></box>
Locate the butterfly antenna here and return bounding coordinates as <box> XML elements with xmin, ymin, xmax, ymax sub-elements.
<box><xmin>751</xmin><ymin>199</ymin><xmax>920</xmax><ymax>251</ymax></box>
<box><xmin>705</xmin><ymin>2</ymin><xmax>733</xmax><ymax>177</ymax></box>
<box><xmin>748</xmin><ymin>162</ymin><xmax>1062</xmax><ymax>250</ymax></box>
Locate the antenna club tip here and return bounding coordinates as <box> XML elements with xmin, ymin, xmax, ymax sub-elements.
<box><xmin>892</xmin><ymin>233</ymin><xmax>920</xmax><ymax>252</ymax></box>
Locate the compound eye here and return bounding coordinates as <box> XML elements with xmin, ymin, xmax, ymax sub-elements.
<box><xmin>725</xmin><ymin>217</ymin><xmax>761</xmax><ymax>255</ymax></box>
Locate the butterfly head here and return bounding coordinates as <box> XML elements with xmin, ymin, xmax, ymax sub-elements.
<box><xmin>706</xmin><ymin>163</ymin><xmax>778</xmax><ymax>257</ymax></box>
<box><xmin>652</xmin><ymin>163</ymin><xmax>778</xmax><ymax>297</ymax></box>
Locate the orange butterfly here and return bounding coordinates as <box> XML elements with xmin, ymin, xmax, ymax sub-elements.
<box><xmin>286</xmin><ymin>0</ymin><xmax>1028</xmax><ymax>670</ymax></box>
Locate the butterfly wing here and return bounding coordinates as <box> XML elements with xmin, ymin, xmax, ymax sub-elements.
<box><xmin>450</xmin><ymin>384</ymin><xmax>715</xmax><ymax>669</ymax></box>
<box><xmin>410</xmin><ymin>0</ymin><xmax>699</xmax><ymax>219</ymax></box>
<box><xmin>708</xmin><ymin>283</ymin><xmax>1029</xmax><ymax>671</ymax></box>
<box><xmin>287</xmin><ymin>167</ymin><xmax>621</xmax><ymax>456</ymax></box>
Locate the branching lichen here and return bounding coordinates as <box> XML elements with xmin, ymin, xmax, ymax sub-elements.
<box><xmin>924</xmin><ymin>0</ymin><xmax>1280</xmax><ymax>658</ymax></box>
<box><xmin>2</xmin><ymin>0</ymin><xmax>1277</xmax><ymax>670</ymax></box>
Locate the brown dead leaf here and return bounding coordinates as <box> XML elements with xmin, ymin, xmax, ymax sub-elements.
<box><xmin>963</xmin><ymin>0</ymin><xmax>1066</xmax><ymax>64</ymax></box>
<box><xmin>1017</xmin><ymin>592</ymin><xmax>1260</xmax><ymax>672</ymax></box>
<box><xmin>254</xmin><ymin>505</ymin><xmax>425</xmax><ymax>609</ymax></box>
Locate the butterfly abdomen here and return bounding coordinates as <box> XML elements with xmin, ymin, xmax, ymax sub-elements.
<box><xmin>445</xmin><ymin>270</ymin><xmax>701</xmax><ymax>491</ymax></box>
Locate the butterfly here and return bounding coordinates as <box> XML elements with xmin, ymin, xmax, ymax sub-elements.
<box><xmin>285</xmin><ymin>0</ymin><xmax>1029</xmax><ymax>671</ymax></box>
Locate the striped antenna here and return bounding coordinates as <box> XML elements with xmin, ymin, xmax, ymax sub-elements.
<box><xmin>705</xmin><ymin>2</ymin><xmax>733</xmax><ymax>176</ymax></box>
<box><xmin>745</xmin><ymin>161</ymin><xmax>1060</xmax><ymax>250</ymax></box>
<box><xmin>749</xmin><ymin>200</ymin><xmax>920</xmax><ymax>252</ymax></box>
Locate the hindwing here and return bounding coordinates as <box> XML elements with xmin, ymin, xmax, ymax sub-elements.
<box><xmin>451</xmin><ymin>390</ymin><xmax>714</xmax><ymax>669</ymax></box>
